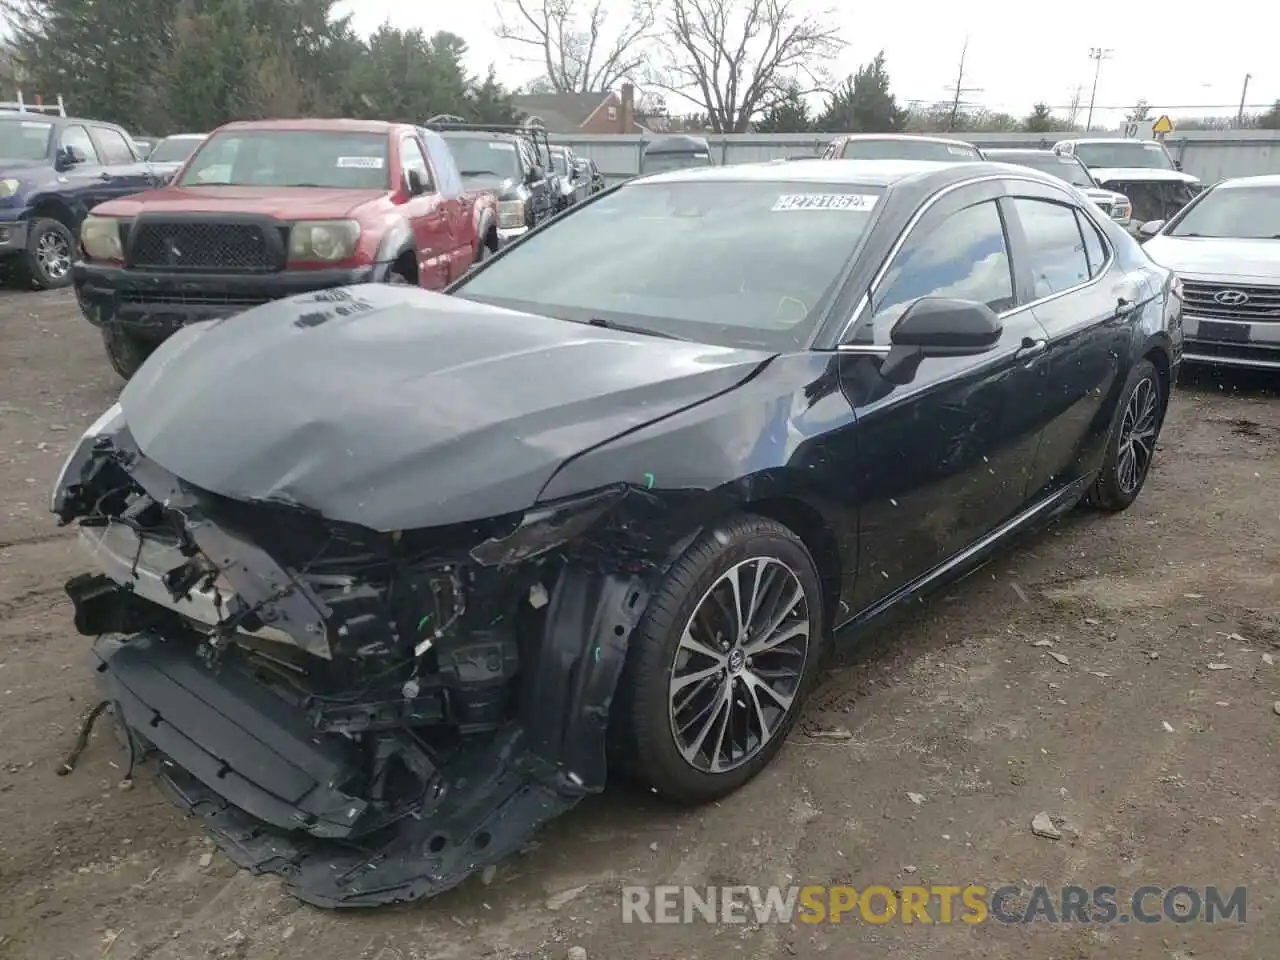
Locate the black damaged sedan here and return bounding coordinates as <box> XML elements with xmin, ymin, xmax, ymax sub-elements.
<box><xmin>51</xmin><ymin>158</ymin><xmax>1182</xmax><ymax>907</ymax></box>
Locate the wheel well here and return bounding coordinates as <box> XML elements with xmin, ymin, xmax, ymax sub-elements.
<box><xmin>392</xmin><ymin>249</ymin><xmax>418</xmax><ymax>284</ymax></box>
<box><xmin>30</xmin><ymin>198</ymin><xmax>76</xmax><ymax>232</ymax></box>
<box><xmin>742</xmin><ymin>497</ymin><xmax>843</xmax><ymax>630</ymax></box>
<box><xmin>484</xmin><ymin>222</ymin><xmax>499</xmax><ymax>251</ymax></box>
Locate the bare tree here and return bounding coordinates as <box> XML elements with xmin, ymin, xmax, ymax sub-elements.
<box><xmin>652</xmin><ymin>0</ymin><xmax>843</xmax><ymax>133</ymax></box>
<box><xmin>495</xmin><ymin>0</ymin><xmax>657</xmax><ymax>94</ymax></box>
<box><xmin>1064</xmin><ymin>85</ymin><xmax>1082</xmax><ymax>129</ymax></box>
<box><xmin>942</xmin><ymin>36</ymin><xmax>981</xmax><ymax>132</ymax></box>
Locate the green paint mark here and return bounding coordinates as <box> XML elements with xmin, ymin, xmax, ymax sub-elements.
<box><xmin>417</xmin><ymin>614</ymin><xmax>433</xmax><ymax>632</ymax></box>
<box><xmin>643</xmin><ymin>472</ymin><xmax>655</xmax><ymax>489</ymax></box>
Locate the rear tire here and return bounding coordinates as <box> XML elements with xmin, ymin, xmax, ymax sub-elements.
<box><xmin>612</xmin><ymin>515</ymin><xmax>826</xmax><ymax>804</ymax></box>
<box><xmin>1086</xmin><ymin>358</ymin><xmax>1164</xmax><ymax>511</ymax></box>
<box><xmin>102</xmin><ymin>326</ymin><xmax>155</xmax><ymax>381</ymax></box>
<box><xmin>23</xmin><ymin>218</ymin><xmax>75</xmax><ymax>290</ymax></box>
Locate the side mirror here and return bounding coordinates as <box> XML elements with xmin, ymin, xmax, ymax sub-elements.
<box><xmin>879</xmin><ymin>298</ymin><xmax>1003</xmax><ymax>382</ymax></box>
<box><xmin>526</xmin><ymin>165</ymin><xmax>543</xmax><ymax>184</ymax></box>
<box><xmin>1139</xmin><ymin>220</ymin><xmax>1165</xmax><ymax>238</ymax></box>
<box><xmin>405</xmin><ymin>168</ymin><xmax>429</xmax><ymax>196</ymax></box>
<box><xmin>1173</xmin><ymin>160</ymin><xmax>1183</xmax><ymax>171</ymax></box>
<box><xmin>55</xmin><ymin>146</ymin><xmax>85</xmax><ymax>170</ymax></box>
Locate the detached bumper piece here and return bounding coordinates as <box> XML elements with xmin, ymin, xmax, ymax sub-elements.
<box><xmin>89</xmin><ymin>569</ymin><xmax>646</xmax><ymax>908</ymax></box>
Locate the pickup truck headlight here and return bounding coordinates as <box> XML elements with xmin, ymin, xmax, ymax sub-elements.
<box><xmin>497</xmin><ymin>200</ymin><xmax>527</xmax><ymax>229</ymax></box>
<box><xmin>80</xmin><ymin>215</ymin><xmax>123</xmax><ymax>260</ymax></box>
<box><xmin>288</xmin><ymin>220</ymin><xmax>360</xmax><ymax>262</ymax></box>
<box><xmin>1111</xmin><ymin>201</ymin><xmax>1132</xmax><ymax>221</ymax></box>
<box><xmin>0</xmin><ymin>179</ymin><xmax>20</xmax><ymax>199</ymax></box>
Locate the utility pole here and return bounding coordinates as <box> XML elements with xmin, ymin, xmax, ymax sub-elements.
<box><xmin>1085</xmin><ymin>47</ymin><xmax>1113</xmax><ymax>132</ymax></box>
<box><xmin>1237</xmin><ymin>72</ymin><xmax>1252</xmax><ymax>126</ymax></box>
<box><xmin>944</xmin><ymin>36</ymin><xmax>983</xmax><ymax>132</ymax></box>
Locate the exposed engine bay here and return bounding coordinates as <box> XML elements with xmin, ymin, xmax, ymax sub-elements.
<box><xmin>52</xmin><ymin>406</ymin><xmax>662</xmax><ymax>907</ymax></box>
<box><xmin>1098</xmin><ymin>177</ymin><xmax>1200</xmax><ymax>225</ymax></box>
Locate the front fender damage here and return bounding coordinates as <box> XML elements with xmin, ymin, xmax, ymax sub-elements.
<box><xmin>54</xmin><ymin>419</ymin><xmax>678</xmax><ymax>907</ymax></box>
<box><xmin>94</xmin><ymin>567</ymin><xmax>649</xmax><ymax>908</ymax></box>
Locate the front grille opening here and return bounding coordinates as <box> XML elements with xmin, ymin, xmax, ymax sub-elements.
<box><xmin>1182</xmin><ymin>282</ymin><xmax>1280</xmax><ymax>323</ymax></box>
<box><xmin>130</xmin><ymin>222</ymin><xmax>281</xmax><ymax>272</ymax></box>
<box><xmin>119</xmin><ymin>291</ymin><xmax>271</xmax><ymax>307</ymax></box>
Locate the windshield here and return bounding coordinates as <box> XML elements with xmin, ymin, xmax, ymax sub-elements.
<box><xmin>149</xmin><ymin>137</ymin><xmax>204</xmax><ymax>164</ymax></box>
<box><xmin>550</xmin><ymin>150</ymin><xmax>569</xmax><ymax>175</ymax></box>
<box><xmin>179</xmin><ymin>130</ymin><xmax>390</xmax><ymax>188</ymax></box>
<box><xmin>0</xmin><ymin>119</ymin><xmax>53</xmax><ymax>162</ymax></box>
<box><xmin>641</xmin><ymin>151</ymin><xmax>712</xmax><ymax>174</ymax></box>
<box><xmin>443</xmin><ymin>136</ymin><xmax>521</xmax><ymax>179</ymax></box>
<box><xmin>841</xmin><ymin>139</ymin><xmax>979</xmax><ymax>161</ymax></box>
<box><xmin>454</xmin><ymin>179</ymin><xmax>884</xmax><ymax>350</ymax></box>
<box><xmin>1168</xmin><ymin>185</ymin><xmax>1280</xmax><ymax>239</ymax></box>
<box><xmin>1074</xmin><ymin>142</ymin><xmax>1174</xmax><ymax>171</ymax></box>
<box><xmin>993</xmin><ymin>154</ymin><xmax>1094</xmax><ymax>188</ymax></box>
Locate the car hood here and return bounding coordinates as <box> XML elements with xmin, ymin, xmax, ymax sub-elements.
<box><xmin>1142</xmin><ymin>235</ymin><xmax>1280</xmax><ymax>281</ymax></box>
<box><xmin>460</xmin><ymin>174</ymin><xmax>517</xmax><ymax>194</ymax></box>
<box><xmin>1082</xmin><ymin>186</ymin><xmax>1127</xmax><ymax>205</ymax></box>
<box><xmin>96</xmin><ymin>185</ymin><xmax>388</xmax><ymax>219</ymax></box>
<box><xmin>119</xmin><ymin>284</ymin><xmax>774</xmax><ymax>531</ymax></box>
<box><xmin>0</xmin><ymin>159</ymin><xmax>49</xmax><ymax>174</ymax></box>
<box><xmin>1090</xmin><ymin>167</ymin><xmax>1200</xmax><ymax>186</ymax></box>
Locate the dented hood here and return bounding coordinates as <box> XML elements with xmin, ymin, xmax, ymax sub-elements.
<box><xmin>119</xmin><ymin>285</ymin><xmax>772</xmax><ymax>531</ymax></box>
<box><xmin>1090</xmin><ymin>167</ymin><xmax>1200</xmax><ymax>187</ymax></box>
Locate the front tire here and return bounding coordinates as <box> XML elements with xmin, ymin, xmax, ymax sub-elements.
<box><xmin>1087</xmin><ymin>358</ymin><xmax>1165</xmax><ymax>511</ymax></box>
<box><xmin>101</xmin><ymin>326</ymin><xmax>155</xmax><ymax>381</ymax></box>
<box><xmin>613</xmin><ymin>515</ymin><xmax>826</xmax><ymax>804</ymax></box>
<box><xmin>23</xmin><ymin>218</ymin><xmax>76</xmax><ymax>290</ymax></box>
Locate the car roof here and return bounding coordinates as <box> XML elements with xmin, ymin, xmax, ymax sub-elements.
<box><xmin>834</xmin><ymin>133</ymin><xmax>979</xmax><ymax>148</ymax></box>
<box><xmin>1065</xmin><ymin>138</ymin><xmax>1162</xmax><ymax>147</ymax></box>
<box><xmin>1213</xmin><ymin>174</ymin><xmax>1280</xmax><ymax>189</ymax></box>
<box><xmin>162</xmin><ymin>133</ymin><xmax>207</xmax><ymax>140</ymax></box>
<box><xmin>214</xmin><ymin>118</ymin><xmax>401</xmax><ymax>134</ymax></box>
<box><xmin>636</xmin><ymin>157</ymin><xmax>997</xmax><ymax>187</ymax></box>
<box><xmin>439</xmin><ymin>130</ymin><xmax>517</xmax><ymax>141</ymax></box>
<box><xmin>0</xmin><ymin>113</ymin><xmax>118</xmax><ymax>128</ymax></box>
<box><xmin>985</xmin><ymin>149</ymin><xmax>1073</xmax><ymax>159</ymax></box>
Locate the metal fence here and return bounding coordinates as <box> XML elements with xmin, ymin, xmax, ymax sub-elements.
<box><xmin>549</xmin><ymin>129</ymin><xmax>1280</xmax><ymax>185</ymax></box>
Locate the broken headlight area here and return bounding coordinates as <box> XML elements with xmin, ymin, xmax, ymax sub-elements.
<box><xmin>1100</xmin><ymin>179</ymin><xmax>1200</xmax><ymax>225</ymax></box>
<box><xmin>53</xmin><ymin>424</ymin><xmax>655</xmax><ymax>906</ymax></box>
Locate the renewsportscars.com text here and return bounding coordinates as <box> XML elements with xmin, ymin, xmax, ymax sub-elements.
<box><xmin>621</xmin><ymin>884</ymin><xmax>1247</xmax><ymax>925</ymax></box>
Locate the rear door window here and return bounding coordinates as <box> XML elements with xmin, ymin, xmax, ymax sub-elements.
<box><xmin>1010</xmin><ymin>198</ymin><xmax>1091</xmax><ymax>298</ymax></box>
<box><xmin>90</xmin><ymin>127</ymin><xmax>136</xmax><ymax>165</ymax></box>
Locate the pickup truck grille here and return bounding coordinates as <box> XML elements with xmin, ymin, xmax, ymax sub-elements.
<box><xmin>1181</xmin><ymin>281</ymin><xmax>1280</xmax><ymax>323</ymax></box>
<box><xmin>129</xmin><ymin>222</ymin><xmax>282</xmax><ymax>272</ymax></box>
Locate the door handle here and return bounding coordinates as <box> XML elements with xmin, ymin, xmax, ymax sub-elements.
<box><xmin>1016</xmin><ymin>337</ymin><xmax>1048</xmax><ymax>362</ymax></box>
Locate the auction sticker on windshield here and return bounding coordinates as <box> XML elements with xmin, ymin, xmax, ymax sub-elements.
<box><xmin>337</xmin><ymin>156</ymin><xmax>384</xmax><ymax>168</ymax></box>
<box><xmin>773</xmin><ymin>194</ymin><xmax>878</xmax><ymax>212</ymax></box>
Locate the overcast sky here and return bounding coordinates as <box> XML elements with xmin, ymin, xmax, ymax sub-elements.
<box><xmin>337</xmin><ymin>0</ymin><xmax>1273</xmax><ymax>129</ymax></box>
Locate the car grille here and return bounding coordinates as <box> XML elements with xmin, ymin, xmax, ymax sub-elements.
<box><xmin>1181</xmin><ymin>281</ymin><xmax>1280</xmax><ymax>323</ymax></box>
<box><xmin>1100</xmin><ymin>180</ymin><xmax>1198</xmax><ymax>224</ymax></box>
<box><xmin>129</xmin><ymin>222</ymin><xmax>283</xmax><ymax>272</ymax></box>
<box><xmin>118</xmin><ymin>290</ymin><xmax>272</xmax><ymax>308</ymax></box>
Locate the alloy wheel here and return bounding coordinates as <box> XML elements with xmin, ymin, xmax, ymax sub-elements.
<box><xmin>36</xmin><ymin>231</ymin><xmax>71</xmax><ymax>280</ymax></box>
<box><xmin>1116</xmin><ymin>376</ymin><xmax>1158</xmax><ymax>494</ymax></box>
<box><xmin>668</xmin><ymin>557</ymin><xmax>810</xmax><ymax>774</ymax></box>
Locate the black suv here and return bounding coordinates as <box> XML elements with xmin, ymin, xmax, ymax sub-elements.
<box><xmin>433</xmin><ymin>123</ymin><xmax>557</xmax><ymax>247</ymax></box>
<box><xmin>0</xmin><ymin>112</ymin><xmax>158</xmax><ymax>288</ymax></box>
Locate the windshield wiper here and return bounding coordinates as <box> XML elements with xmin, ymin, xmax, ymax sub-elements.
<box><xmin>581</xmin><ymin>316</ymin><xmax>687</xmax><ymax>341</ymax></box>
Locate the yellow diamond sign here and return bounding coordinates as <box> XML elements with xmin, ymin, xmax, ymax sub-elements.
<box><xmin>1152</xmin><ymin>115</ymin><xmax>1174</xmax><ymax>135</ymax></box>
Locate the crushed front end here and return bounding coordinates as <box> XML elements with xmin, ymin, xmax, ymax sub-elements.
<box><xmin>1097</xmin><ymin>177</ymin><xmax>1200</xmax><ymax>227</ymax></box>
<box><xmin>51</xmin><ymin>406</ymin><xmax>653</xmax><ymax>907</ymax></box>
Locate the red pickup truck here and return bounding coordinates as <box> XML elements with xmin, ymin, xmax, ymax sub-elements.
<box><xmin>72</xmin><ymin>118</ymin><xmax>498</xmax><ymax>378</ymax></box>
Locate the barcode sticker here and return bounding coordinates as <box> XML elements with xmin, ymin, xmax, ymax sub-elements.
<box><xmin>772</xmin><ymin>193</ymin><xmax>877</xmax><ymax>212</ymax></box>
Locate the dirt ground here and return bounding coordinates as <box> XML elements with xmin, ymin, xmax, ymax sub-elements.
<box><xmin>0</xmin><ymin>287</ymin><xmax>1277</xmax><ymax>960</ymax></box>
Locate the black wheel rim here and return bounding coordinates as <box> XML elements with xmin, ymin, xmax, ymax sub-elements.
<box><xmin>1117</xmin><ymin>376</ymin><xmax>1158</xmax><ymax>494</ymax></box>
<box><xmin>36</xmin><ymin>231</ymin><xmax>71</xmax><ymax>280</ymax></box>
<box><xmin>668</xmin><ymin>557</ymin><xmax>810</xmax><ymax>774</ymax></box>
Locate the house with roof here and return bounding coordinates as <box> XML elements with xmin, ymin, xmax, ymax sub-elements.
<box><xmin>511</xmin><ymin>83</ymin><xmax>647</xmax><ymax>134</ymax></box>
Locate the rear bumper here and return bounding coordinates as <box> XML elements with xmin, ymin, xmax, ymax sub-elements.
<box><xmin>73</xmin><ymin>261</ymin><xmax>377</xmax><ymax>337</ymax></box>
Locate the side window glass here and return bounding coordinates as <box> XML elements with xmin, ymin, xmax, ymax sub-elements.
<box><xmin>400</xmin><ymin>135</ymin><xmax>433</xmax><ymax>190</ymax></box>
<box><xmin>1011</xmin><ymin>198</ymin><xmax>1091</xmax><ymax>298</ymax></box>
<box><xmin>59</xmin><ymin>125</ymin><xmax>99</xmax><ymax>163</ymax></box>
<box><xmin>859</xmin><ymin>200</ymin><xmax>1014</xmax><ymax>346</ymax></box>
<box><xmin>90</xmin><ymin>128</ymin><xmax>135</xmax><ymax>165</ymax></box>
<box><xmin>1077</xmin><ymin>210</ymin><xmax>1108</xmax><ymax>278</ymax></box>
